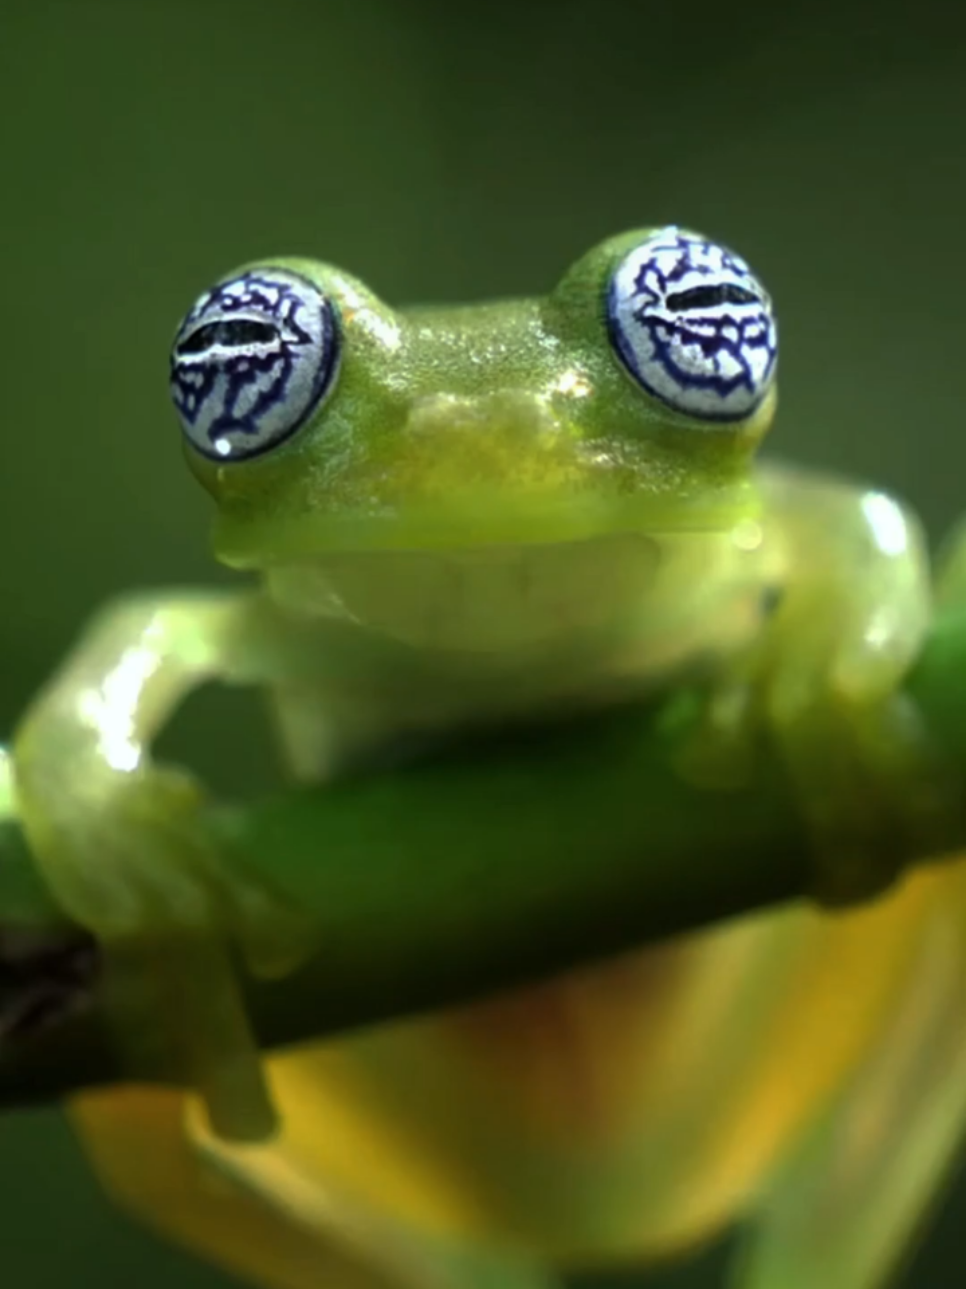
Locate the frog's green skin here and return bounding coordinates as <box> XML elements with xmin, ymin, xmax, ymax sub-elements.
<box><xmin>9</xmin><ymin>228</ymin><xmax>966</xmax><ymax>1289</ymax></box>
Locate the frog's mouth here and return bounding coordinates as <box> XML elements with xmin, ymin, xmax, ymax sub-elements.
<box><xmin>212</xmin><ymin>486</ymin><xmax>758</xmax><ymax>570</ymax></box>
<box><xmin>208</xmin><ymin>391</ymin><xmax>763</xmax><ymax>570</ymax></box>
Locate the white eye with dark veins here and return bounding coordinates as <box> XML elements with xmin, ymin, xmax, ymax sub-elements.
<box><xmin>170</xmin><ymin>268</ymin><xmax>339</xmax><ymax>461</ymax></box>
<box><xmin>607</xmin><ymin>227</ymin><xmax>777</xmax><ymax>421</ymax></box>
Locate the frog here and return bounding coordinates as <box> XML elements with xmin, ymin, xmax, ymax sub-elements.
<box><xmin>9</xmin><ymin>225</ymin><xmax>966</xmax><ymax>1289</ymax></box>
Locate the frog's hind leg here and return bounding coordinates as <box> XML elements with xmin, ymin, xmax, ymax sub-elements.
<box><xmin>729</xmin><ymin>862</ymin><xmax>966</xmax><ymax>1289</ymax></box>
<box><xmin>70</xmin><ymin>1083</ymin><xmax>556</xmax><ymax>1289</ymax></box>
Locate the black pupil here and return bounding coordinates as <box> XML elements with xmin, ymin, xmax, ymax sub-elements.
<box><xmin>176</xmin><ymin>318</ymin><xmax>278</xmax><ymax>354</ymax></box>
<box><xmin>665</xmin><ymin>284</ymin><xmax>760</xmax><ymax>311</ymax></box>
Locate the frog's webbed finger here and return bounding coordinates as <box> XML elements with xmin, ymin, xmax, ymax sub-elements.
<box><xmin>730</xmin><ymin>862</ymin><xmax>966</xmax><ymax>1289</ymax></box>
<box><xmin>71</xmin><ymin>1083</ymin><xmax>558</xmax><ymax>1289</ymax></box>
<box><xmin>11</xmin><ymin>588</ymin><xmax>284</xmax><ymax>1140</ymax></box>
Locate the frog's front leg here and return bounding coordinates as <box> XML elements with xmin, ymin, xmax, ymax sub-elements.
<box><xmin>692</xmin><ymin>463</ymin><xmax>955</xmax><ymax>906</ymax></box>
<box><xmin>11</xmin><ymin>588</ymin><xmax>282</xmax><ymax>1139</ymax></box>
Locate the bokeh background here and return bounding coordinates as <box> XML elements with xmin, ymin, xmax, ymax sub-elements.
<box><xmin>1</xmin><ymin>0</ymin><xmax>966</xmax><ymax>1284</ymax></box>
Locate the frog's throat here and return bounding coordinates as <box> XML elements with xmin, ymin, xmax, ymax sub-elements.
<box><xmin>259</xmin><ymin>523</ymin><xmax>764</xmax><ymax>663</ymax></box>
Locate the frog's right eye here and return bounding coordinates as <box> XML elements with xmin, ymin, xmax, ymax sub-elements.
<box><xmin>170</xmin><ymin>268</ymin><xmax>339</xmax><ymax>462</ymax></box>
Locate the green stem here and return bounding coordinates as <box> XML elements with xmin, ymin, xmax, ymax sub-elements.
<box><xmin>3</xmin><ymin>607</ymin><xmax>966</xmax><ymax>1108</ymax></box>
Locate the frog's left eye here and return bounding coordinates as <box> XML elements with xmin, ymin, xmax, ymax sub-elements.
<box><xmin>606</xmin><ymin>228</ymin><xmax>777</xmax><ymax>422</ymax></box>
<box><xmin>170</xmin><ymin>268</ymin><xmax>339</xmax><ymax>461</ymax></box>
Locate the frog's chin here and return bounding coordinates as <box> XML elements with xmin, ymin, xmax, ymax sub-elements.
<box><xmin>211</xmin><ymin>484</ymin><xmax>762</xmax><ymax>571</ymax></box>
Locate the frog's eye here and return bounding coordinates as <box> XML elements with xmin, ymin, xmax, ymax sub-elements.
<box><xmin>606</xmin><ymin>227</ymin><xmax>777</xmax><ymax>422</ymax></box>
<box><xmin>170</xmin><ymin>268</ymin><xmax>339</xmax><ymax>461</ymax></box>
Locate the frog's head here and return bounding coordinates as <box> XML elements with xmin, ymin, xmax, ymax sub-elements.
<box><xmin>170</xmin><ymin>227</ymin><xmax>777</xmax><ymax>572</ymax></box>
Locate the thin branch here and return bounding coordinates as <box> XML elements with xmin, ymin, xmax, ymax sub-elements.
<box><xmin>3</xmin><ymin>605</ymin><xmax>966</xmax><ymax>1109</ymax></box>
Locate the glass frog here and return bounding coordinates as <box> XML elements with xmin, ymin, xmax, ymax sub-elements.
<box><xmin>9</xmin><ymin>226</ymin><xmax>966</xmax><ymax>1289</ymax></box>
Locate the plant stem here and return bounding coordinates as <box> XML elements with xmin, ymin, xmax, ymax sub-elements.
<box><xmin>3</xmin><ymin>607</ymin><xmax>966</xmax><ymax>1108</ymax></box>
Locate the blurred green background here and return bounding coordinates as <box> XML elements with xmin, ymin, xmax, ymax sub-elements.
<box><xmin>2</xmin><ymin>0</ymin><xmax>966</xmax><ymax>1284</ymax></box>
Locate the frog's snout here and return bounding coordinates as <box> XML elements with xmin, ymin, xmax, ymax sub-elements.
<box><xmin>394</xmin><ymin>390</ymin><xmax>586</xmax><ymax>500</ymax></box>
<box><xmin>403</xmin><ymin>390</ymin><xmax>563</xmax><ymax>444</ymax></box>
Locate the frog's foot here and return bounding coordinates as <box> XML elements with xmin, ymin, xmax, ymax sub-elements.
<box><xmin>679</xmin><ymin>596</ymin><xmax>958</xmax><ymax>908</ymax></box>
<box><xmin>12</xmin><ymin>753</ymin><xmax>275</xmax><ymax>1141</ymax></box>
